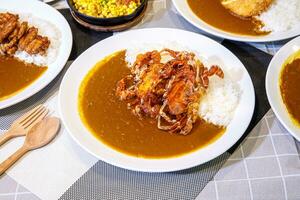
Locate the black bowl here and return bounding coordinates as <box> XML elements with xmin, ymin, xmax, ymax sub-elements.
<box><xmin>66</xmin><ymin>0</ymin><xmax>147</xmax><ymax>26</ymax></box>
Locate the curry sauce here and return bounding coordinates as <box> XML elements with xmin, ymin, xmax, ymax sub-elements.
<box><xmin>187</xmin><ymin>0</ymin><xmax>268</xmax><ymax>36</ymax></box>
<box><xmin>0</xmin><ymin>56</ymin><xmax>47</xmax><ymax>100</ymax></box>
<box><xmin>79</xmin><ymin>51</ymin><xmax>225</xmax><ymax>158</ymax></box>
<box><xmin>280</xmin><ymin>52</ymin><xmax>300</xmax><ymax>126</ymax></box>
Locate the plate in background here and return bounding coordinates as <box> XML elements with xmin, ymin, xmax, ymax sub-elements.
<box><xmin>0</xmin><ymin>0</ymin><xmax>72</xmax><ymax>109</ymax></box>
<box><xmin>172</xmin><ymin>0</ymin><xmax>300</xmax><ymax>42</ymax></box>
<box><xmin>266</xmin><ymin>36</ymin><xmax>300</xmax><ymax>141</ymax></box>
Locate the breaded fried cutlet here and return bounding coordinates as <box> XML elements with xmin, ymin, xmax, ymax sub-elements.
<box><xmin>18</xmin><ymin>27</ymin><xmax>38</xmax><ymax>50</ymax></box>
<box><xmin>0</xmin><ymin>12</ymin><xmax>50</xmax><ymax>56</ymax></box>
<box><xmin>0</xmin><ymin>12</ymin><xmax>18</xmax><ymax>25</ymax></box>
<box><xmin>18</xmin><ymin>27</ymin><xmax>50</xmax><ymax>55</ymax></box>
<box><xmin>0</xmin><ymin>13</ymin><xmax>18</xmax><ymax>43</ymax></box>
<box><xmin>220</xmin><ymin>0</ymin><xmax>273</xmax><ymax>18</ymax></box>
<box><xmin>1</xmin><ymin>21</ymin><xmax>29</xmax><ymax>55</ymax></box>
<box><xmin>24</xmin><ymin>35</ymin><xmax>50</xmax><ymax>55</ymax></box>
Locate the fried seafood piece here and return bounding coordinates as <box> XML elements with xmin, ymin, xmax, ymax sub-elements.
<box><xmin>0</xmin><ymin>12</ymin><xmax>18</xmax><ymax>25</ymax></box>
<box><xmin>220</xmin><ymin>0</ymin><xmax>273</xmax><ymax>18</ymax></box>
<box><xmin>8</xmin><ymin>22</ymin><xmax>27</xmax><ymax>40</ymax></box>
<box><xmin>6</xmin><ymin>46</ymin><xmax>18</xmax><ymax>55</ymax></box>
<box><xmin>18</xmin><ymin>27</ymin><xmax>38</xmax><ymax>50</ymax></box>
<box><xmin>17</xmin><ymin>22</ymin><xmax>28</xmax><ymax>39</ymax></box>
<box><xmin>18</xmin><ymin>27</ymin><xmax>50</xmax><ymax>55</ymax></box>
<box><xmin>8</xmin><ymin>24</ymin><xmax>19</xmax><ymax>40</ymax></box>
<box><xmin>158</xmin><ymin>58</ymin><xmax>223</xmax><ymax>135</ymax></box>
<box><xmin>24</xmin><ymin>35</ymin><xmax>50</xmax><ymax>55</ymax></box>
<box><xmin>116</xmin><ymin>49</ymin><xmax>224</xmax><ymax>135</ymax></box>
<box><xmin>0</xmin><ymin>21</ymin><xmax>29</xmax><ymax>55</ymax></box>
<box><xmin>0</xmin><ymin>38</ymin><xmax>18</xmax><ymax>55</ymax></box>
<box><xmin>0</xmin><ymin>13</ymin><xmax>18</xmax><ymax>43</ymax></box>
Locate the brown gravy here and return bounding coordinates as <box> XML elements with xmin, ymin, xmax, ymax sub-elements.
<box><xmin>280</xmin><ymin>52</ymin><xmax>300</xmax><ymax>126</ymax></box>
<box><xmin>79</xmin><ymin>51</ymin><xmax>225</xmax><ymax>158</ymax></box>
<box><xmin>0</xmin><ymin>56</ymin><xmax>47</xmax><ymax>100</ymax></box>
<box><xmin>187</xmin><ymin>0</ymin><xmax>268</xmax><ymax>36</ymax></box>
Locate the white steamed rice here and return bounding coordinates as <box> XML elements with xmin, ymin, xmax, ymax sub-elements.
<box><xmin>257</xmin><ymin>0</ymin><xmax>300</xmax><ymax>32</ymax></box>
<box><xmin>126</xmin><ymin>43</ymin><xmax>241</xmax><ymax>127</ymax></box>
<box><xmin>198</xmin><ymin>76</ymin><xmax>240</xmax><ymax>127</ymax></box>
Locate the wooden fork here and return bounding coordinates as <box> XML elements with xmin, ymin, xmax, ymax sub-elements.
<box><xmin>0</xmin><ymin>105</ymin><xmax>49</xmax><ymax>146</ymax></box>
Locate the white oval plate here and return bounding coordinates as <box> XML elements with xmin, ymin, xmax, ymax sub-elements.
<box><xmin>172</xmin><ymin>0</ymin><xmax>300</xmax><ymax>43</ymax></box>
<box><xmin>59</xmin><ymin>28</ymin><xmax>255</xmax><ymax>172</ymax></box>
<box><xmin>0</xmin><ymin>0</ymin><xmax>72</xmax><ymax>109</ymax></box>
<box><xmin>266</xmin><ymin>36</ymin><xmax>300</xmax><ymax>141</ymax></box>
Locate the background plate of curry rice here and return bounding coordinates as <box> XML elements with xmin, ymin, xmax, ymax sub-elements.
<box><xmin>266</xmin><ymin>36</ymin><xmax>300</xmax><ymax>141</ymax></box>
<box><xmin>59</xmin><ymin>28</ymin><xmax>255</xmax><ymax>172</ymax></box>
<box><xmin>0</xmin><ymin>0</ymin><xmax>72</xmax><ymax>109</ymax></box>
<box><xmin>172</xmin><ymin>0</ymin><xmax>300</xmax><ymax>42</ymax></box>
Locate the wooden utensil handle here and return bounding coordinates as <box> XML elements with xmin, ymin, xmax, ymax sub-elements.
<box><xmin>0</xmin><ymin>130</ymin><xmax>15</xmax><ymax>146</ymax></box>
<box><xmin>0</xmin><ymin>146</ymin><xmax>28</xmax><ymax>176</ymax></box>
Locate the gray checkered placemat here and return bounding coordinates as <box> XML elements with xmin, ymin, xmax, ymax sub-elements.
<box><xmin>60</xmin><ymin>153</ymin><xmax>230</xmax><ymax>200</ymax></box>
<box><xmin>197</xmin><ymin>110</ymin><xmax>300</xmax><ymax>200</ymax></box>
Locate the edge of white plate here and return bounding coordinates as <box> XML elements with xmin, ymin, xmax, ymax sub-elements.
<box><xmin>266</xmin><ymin>36</ymin><xmax>300</xmax><ymax>141</ymax></box>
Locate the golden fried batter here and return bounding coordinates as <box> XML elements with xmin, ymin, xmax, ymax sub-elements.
<box><xmin>0</xmin><ymin>38</ymin><xmax>18</xmax><ymax>53</ymax></box>
<box><xmin>17</xmin><ymin>22</ymin><xmax>28</xmax><ymax>39</ymax></box>
<box><xmin>0</xmin><ymin>13</ymin><xmax>18</xmax><ymax>43</ymax></box>
<box><xmin>1</xmin><ymin>21</ymin><xmax>26</xmax><ymax>55</ymax></box>
<box><xmin>220</xmin><ymin>0</ymin><xmax>273</xmax><ymax>18</ymax></box>
<box><xmin>24</xmin><ymin>35</ymin><xmax>50</xmax><ymax>55</ymax></box>
<box><xmin>0</xmin><ymin>13</ymin><xmax>17</xmax><ymax>25</ymax></box>
<box><xmin>8</xmin><ymin>24</ymin><xmax>19</xmax><ymax>40</ymax></box>
<box><xmin>6</xmin><ymin>46</ymin><xmax>17</xmax><ymax>55</ymax></box>
<box><xmin>18</xmin><ymin>27</ymin><xmax>38</xmax><ymax>50</ymax></box>
<box><xmin>18</xmin><ymin>28</ymin><xmax>50</xmax><ymax>55</ymax></box>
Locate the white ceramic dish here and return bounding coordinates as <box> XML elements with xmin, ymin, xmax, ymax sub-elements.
<box><xmin>59</xmin><ymin>28</ymin><xmax>255</xmax><ymax>172</ymax></box>
<box><xmin>0</xmin><ymin>0</ymin><xmax>72</xmax><ymax>109</ymax></box>
<box><xmin>266</xmin><ymin>36</ymin><xmax>300</xmax><ymax>141</ymax></box>
<box><xmin>172</xmin><ymin>0</ymin><xmax>300</xmax><ymax>42</ymax></box>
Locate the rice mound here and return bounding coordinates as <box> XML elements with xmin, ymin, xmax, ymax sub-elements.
<box><xmin>257</xmin><ymin>0</ymin><xmax>300</xmax><ymax>32</ymax></box>
<box><xmin>198</xmin><ymin>76</ymin><xmax>240</xmax><ymax>127</ymax></box>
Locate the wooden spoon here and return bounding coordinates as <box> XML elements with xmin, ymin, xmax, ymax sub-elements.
<box><xmin>0</xmin><ymin>105</ymin><xmax>49</xmax><ymax>146</ymax></box>
<box><xmin>0</xmin><ymin>117</ymin><xmax>60</xmax><ymax>176</ymax></box>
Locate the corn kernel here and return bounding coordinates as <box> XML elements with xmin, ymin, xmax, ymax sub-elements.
<box><xmin>72</xmin><ymin>0</ymin><xmax>141</xmax><ymax>18</ymax></box>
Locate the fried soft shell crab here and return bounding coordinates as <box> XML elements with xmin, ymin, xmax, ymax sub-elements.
<box><xmin>116</xmin><ymin>49</ymin><xmax>224</xmax><ymax>135</ymax></box>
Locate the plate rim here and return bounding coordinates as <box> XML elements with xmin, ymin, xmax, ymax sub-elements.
<box><xmin>266</xmin><ymin>36</ymin><xmax>300</xmax><ymax>141</ymax></box>
<box><xmin>0</xmin><ymin>0</ymin><xmax>73</xmax><ymax>110</ymax></box>
<box><xmin>172</xmin><ymin>0</ymin><xmax>300</xmax><ymax>43</ymax></box>
<box><xmin>59</xmin><ymin>28</ymin><xmax>255</xmax><ymax>172</ymax></box>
